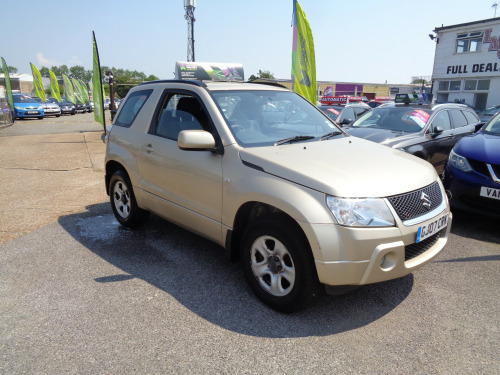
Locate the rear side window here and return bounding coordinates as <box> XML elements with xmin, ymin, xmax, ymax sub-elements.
<box><xmin>430</xmin><ymin>110</ymin><xmax>451</xmax><ymax>131</ymax></box>
<box><xmin>114</xmin><ymin>89</ymin><xmax>153</xmax><ymax>127</ymax></box>
<box><xmin>462</xmin><ymin>110</ymin><xmax>480</xmax><ymax>124</ymax></box>
<box><xmin>449</xmin><ymin>109</ymin><xmax>468</xmax><ymax>128</ymax></box>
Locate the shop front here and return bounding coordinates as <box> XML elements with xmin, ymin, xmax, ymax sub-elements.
<box><xmin>432</xmin><ymin>17</ymin><xmax>500</xmax><ymax>111</ymax></box>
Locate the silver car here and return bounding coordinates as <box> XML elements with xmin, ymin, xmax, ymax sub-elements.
<box><xmin>105</xmin><ymin>79</ymin><xmax>452</xmax><ymax>312</ymax></box>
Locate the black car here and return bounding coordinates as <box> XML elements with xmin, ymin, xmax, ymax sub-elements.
<box><xmin>318</xmin><ymin>103</ymin><xmax>371</xmax><ymax>125</ymax></box>
<box><xmin>74</xmin><ymin>100</ymin><xmax>87</xmax><ymax>113</ymax></box>
<box><xmin>51</xmin><ymin>98</ymin><xmax>76</xmax><ymax>115</ymax></box>
<box><xmin>477</xmin><ymin>105</ymin><xmax>500</xmax><ymax>122</ymax></box>
<box><xmin>345</xmin><ymin>103</ymin><xmax>483</xmax><ymax>174</ymax></box>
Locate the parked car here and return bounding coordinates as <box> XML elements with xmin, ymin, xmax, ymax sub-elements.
<box><xmin>443</xmin><ymin>114</ymin><xmax>500</xmax><ymax>218</ymax></box>
<box><xmin>345</xmin><ymin>103</ymin><xmax>483</xmax><ymax>174</ymax></box>
<box><xmin>32</xmin><ymin>97</ymin><xmax>61</xmax><ymax>117</ymax></box>
<box><xmin>105</xmin><ymin>72</ymin><xmax>452</xmax><ymax>312</ymax></box>
<box><xmin>85</xmin><ymin>102</ymin><xmax>93</xmax><ymax>113</ymax></box>
<box><xmin>12</xmin><ymin>94</ymin><xmax>44</xmax><ymax>119</ymax></box>
<box><xmin>74</xmin><ymin>100</ymin><xmax>87</xmax><ymax>113</ymax></box>
<box><xmin>368</xmin><ymin>99</ymin><xmax>394</xmax><ymax>108</ymax></box>
<box><xmin>477</xmin><ymin>105</ymin><xmax>500</xmax><ymax>122</ymax></box>
<box><xmin>52</xmin><ymin>99</ymin><xmax>76</xmax><ymax>115</ymax></box>
<box><xmin>317</xmin><ymin>97</ymin><xmax>371</xmax><ymax>126</ymax></box>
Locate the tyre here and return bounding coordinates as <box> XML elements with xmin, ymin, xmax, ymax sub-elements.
<box><xmin>109</xmin><ymin>170</ymin><xmax>149</xmax><ymax>228</ymax></box>
<box><xmin>241</xmin><ymin>214</ymin><xmax>320</xmax><ymax>313</ymax></box>
<box><xmin>38</xmin><ymin>116</ymin><xmax>44</xmax><ymax>120</ymax></box>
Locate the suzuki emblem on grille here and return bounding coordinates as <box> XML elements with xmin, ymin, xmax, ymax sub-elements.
<box><xmin>421</xmin><ymin>192</ymin><xmax>432</xmax><ymax>209</ymax></box>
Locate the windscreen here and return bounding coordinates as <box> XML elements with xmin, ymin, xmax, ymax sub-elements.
<box><xmin>350</xmin><ymin>107</ymin><xmax>432</xmax><ymax>132</ymax></box>
<box><xmin>211</xmin><ymin>90</ymin><xmax>341</xmax><ymax>147</ymax></box>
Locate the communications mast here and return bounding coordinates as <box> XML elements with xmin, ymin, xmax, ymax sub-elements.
<box><xmin>184</xmin><ymin>0</ymin><xmax>196</xmax><ymax>62</ymax></box>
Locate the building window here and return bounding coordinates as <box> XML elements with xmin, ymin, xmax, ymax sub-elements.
<box><xmin>477</xmin><ymin>80</ymin><xmax>490</xmax><ymax>90</ymax></box>
<box><xmin>450</xmin><ymin>81</ymin><xmax>461</xmax><ymax>91</ymax></box>
<box><xmin>438</xmin><ymin>81</ymin><xmax>450</xmax><ymax>91</ymax></box>
<box><xmin>456</xmin><ymin>32</ymin><xmax>483</xmax><ymax>53</ymax></box>
<box><xmin>464</xmin><ymin>80</ymin><xmax>477</xmax><ymax>91</ymax></box>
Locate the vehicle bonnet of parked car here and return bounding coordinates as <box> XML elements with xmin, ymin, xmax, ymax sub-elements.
<box><xmin>345</xmin><ymin>102</ymin><xmax>483</xmax><ymax>174</ymax></box>
<box><xmin>443</xmin><ymin>113</ymin><xmax>500</xmax><ymax>218</ymax></box>
<box><xmin>12</xmin><ymin>94</ymin><xmax>44</xmax><ymax>119</ymax></box>
<box><xmin>104</xmin><ymin>61</ymin><xmax>453</xmax><ymax>312</ymax></box>
<box><xmin>32</xmin><ymin>97</ymin><xmax>61</xmax><ymax>117</ymax></box>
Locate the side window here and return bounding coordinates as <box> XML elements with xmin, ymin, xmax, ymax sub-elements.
<box><xmin>449</xmin><ymin>109</ymin><xmax>468</xmax><ymax>128</ymax></box>
<box><xmin>462</xmin><ymin>110</ymin><xmax>480</xmax><ymax>124</ymax></box>
<box><xmin>114</xmin><ymin>89</ymin><xmax>153</xmax><ymax>128</ymax></box>
<box><xmin>154</xmin><ymin>94</ymin><xmax>208</xmax><ymax>140</ymax></box>
<box><xmin>340</xmin><ymin>107</ymin><xmax>355</xmax><ymax>122</ymax></box>
<box><xmin>430</xmin><ymin>111</ymin><xmax>451</xmax><ymax>132</ymax></box>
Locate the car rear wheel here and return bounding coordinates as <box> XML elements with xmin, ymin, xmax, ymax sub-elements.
<box><xmin>109</xmin><ymin>170</ymin><xmax>149</xmax><ymax>228</ymax></box>
<box><xmin>241</xmin><ymin>214</ymin><xmax>320</xmax><ymax>313</ymax></box>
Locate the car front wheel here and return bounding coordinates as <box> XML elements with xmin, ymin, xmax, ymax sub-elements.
<box><xmin>241</xmin><ymin>214</ymin><xmax>320</xmax><ymax>313</ymax></box>
<box><xmin>109</xmin><ymin>170</ymin><xmax>149</xmax><ymax>228</ymax></box>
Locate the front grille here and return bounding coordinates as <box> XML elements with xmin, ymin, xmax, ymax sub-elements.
<box><xmin>468</xmin><ymin>158</ymin><xmax>500</xmax><ymax>180</ymax></box>
<box><xmin>387</xmin><ymin>181</ymin><xmax>443</xmax><ymax>221</ymax></box>
<box><xmin>405</xmin><ymin>231</ymin><xmax>441</xmax><ymax>261</ymax></box>
<box><xmin>468</xmin><ymin>158</ymin><xmax>490</xmax><ymax>177</ymax></box>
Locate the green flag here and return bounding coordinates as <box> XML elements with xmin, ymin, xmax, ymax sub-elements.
<box><xmin>62</xmin><ymin>74</ymin><xmax>75</xmax><ymax>103</ymax></box>
<box><xmin>291</xmin><ymin>0</ymin><xmax>316</xmax><ymax>104</ymax></box>
<box><xmin>79</xmin><ymin>79</ymin><xmax>90</xmax><ymax>103</ymax></box>
<box><xmin>49</xmin><ymin>69</ymin><xmax>62</xmax><ymax>102</ymax></box>
<box><xmin>92</xmin><ymin>31</ymin><xmax>105</xmax><ymax>129</ymax></box>
<box><xmin>1</xmin><ymin>57</ymin><xmax>13</xmax><ymax>110</ymax></box>
<box><xmin>71</xmin><ymin>77</ymin><xmax>85</xmax><ymax>103</ymax></box>
<box><xmin>30</xmin><ymin>63</ymin><xmax>46</xmax><ymax>102</ymax></box>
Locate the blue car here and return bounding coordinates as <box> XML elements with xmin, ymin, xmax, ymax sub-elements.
<box><xmin>443</xmin><ymin>114</ymin><xmax>500</xmax><ymax>218</ymax></box>
<box><xmin>13</xmin><ymin>94</ymin><xmax>44</xmax><ymax>119</ymax></box>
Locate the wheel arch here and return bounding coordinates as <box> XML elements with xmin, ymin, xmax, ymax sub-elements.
<box><xmin>225</xmin><ymin>201</ymin><xmax>310</xmax><ymax>262</ymax></box>
<box><xmin>105</xmin><ymin>160</ymin><xmax>129</xmax><ymax>195</ymax></box>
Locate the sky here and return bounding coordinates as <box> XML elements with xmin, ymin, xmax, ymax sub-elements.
<box><xmin>2</xmin><ymin>0</ymin><xmax>498</xmax><ymax>84</ymax></box>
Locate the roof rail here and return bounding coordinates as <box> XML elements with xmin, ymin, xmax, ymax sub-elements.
<box><xmin>248</xmin><ymin>78</ymin><xmax>289</xmax><ymax>89</ymax></box>
<box><xmin>139</xmin><ymin>79</ymin><xmax>207</xmax><ymax>88</ymax></box>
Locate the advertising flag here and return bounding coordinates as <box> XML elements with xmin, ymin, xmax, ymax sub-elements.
<box><xmin>291</xmin><ymin>0</ymin><xmax>316</xmax><ymax>104</ymax></box>
<box><xmin>62</xmin><ymin>74</ymin><xmax>75</xmax><ymax>103</ymax></box>
<box><xmin>49</xmin><ymin>69</ymin><xmax>62</xmax><ymax>102</ymax></box>
<box><xmin>30</xmin><ymin>63</ymin><xmax>46</xmax><ymax>102</ymax></box>
<box><xmin>79</xmin><ymin>79</ymin><xmax>90</xmax><ymax>103</ymax></box>
<box><xmin>71</xmin><ymin>77</ymin><xmax>84</xmax><ymax>103</ymax></box>
<box><xmin>1</xmin><ymin>57</ymin><xmax>14</xmax><ymax>110</ymax></box>
<box><xmin>92</xmin><ymin>31</ymin><xmax>105</xmax><ymax>129</ymax></box>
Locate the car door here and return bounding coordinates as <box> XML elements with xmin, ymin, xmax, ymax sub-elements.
<box><xmin>137</xmin><ymin>91</ymin><xmax>223</xmax><ymax>243</ymax></box>
<box><xmin>425</xmin><ymin>109</ymin><xmax>456</xmax><ymax>174</ymax></box>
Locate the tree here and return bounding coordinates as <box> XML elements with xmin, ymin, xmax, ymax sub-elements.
<box><xmin>69</xmin><ymin>65</ymin><xmax>91</xmax><ymax>81</ymax></box>
<box><xmin>249</xmin><ymin>69</ymin><xmax>275</xmax><ymax>81</ymax></box>
<box><xmin>39</xmin><ymin>67</ymin><xmax>50</xmax><ymax>77</ymax></box>
<box><xmin>7</xmin><ymin>66</ymin><xmax>17</xmax><ymax>74</ymax></box>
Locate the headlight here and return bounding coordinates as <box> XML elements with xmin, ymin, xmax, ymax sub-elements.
<box><xmin>448</xmin><ymin>148</ymin><xmax>472</xmax><ymax>172</ymax></box>
<box><xmin>14</xmin><ymin>106</ymin><xmax>22</xmax><ymax>110</ymax></box>
<box><xmin>326</xmin><ymin>196</ymin><xmax>395</xmax><ymax>227</ymax></box>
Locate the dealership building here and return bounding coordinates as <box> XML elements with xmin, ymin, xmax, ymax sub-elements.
<box><xmin>431</xmin><ymin>17</ymin><xmax>500</xmax><ymax>110</ymax></box>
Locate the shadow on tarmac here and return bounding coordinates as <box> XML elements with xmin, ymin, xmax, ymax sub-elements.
<box><xmin>449</xmin><ymin>208</ymin><xmax>500</xmax><ymax>244</ymax></box>
<box><xmin>58</xmin><ymin>202</ymin><xmax>413</xmax><ymax>338</ymax></box>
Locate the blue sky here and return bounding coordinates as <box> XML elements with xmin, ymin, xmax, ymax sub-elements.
<box><xmin>2</xmin><ymin>0</ymin><xmax>496</xmax><ymax>83</ymax></box>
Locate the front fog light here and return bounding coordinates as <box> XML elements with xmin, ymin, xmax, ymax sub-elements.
<box><xmin>326</xmin><ymin>196</ymin><xmax>395</xmax><ymax>227</ymax></box>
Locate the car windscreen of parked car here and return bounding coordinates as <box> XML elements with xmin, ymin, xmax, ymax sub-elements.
<box><xmin>351</xmin><ymin>106</ymin><xmax>432</xmax><ymax>132</ymax></box>
<box><xmin>13</xmin><ymin>94</ymin><xmax>38</xmax><ymax>103</ymax></box>
<box><xmin>212</xmin><ymin>90</ymin><xmax>341</xmax><ymax>147</ymax></box>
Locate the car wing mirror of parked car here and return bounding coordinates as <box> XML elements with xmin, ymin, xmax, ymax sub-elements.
<box><xmin>474</xmin><ymin>122</ymin><xmax>485</xmax><ymax>133</ymax></box>
<box><xmin>178</xmin><ymin>130</ymin><xmax>216</xmax><ymax>151</ymax></box>
<box><xmin>431</xmin><ymin>126</ymin><xmax>444</xmax><ymax>137</ymax></box>
<box><xmin>340</xmin><ymin>118</ymin><xmax>352</xmax><ymax>125</ymax></box>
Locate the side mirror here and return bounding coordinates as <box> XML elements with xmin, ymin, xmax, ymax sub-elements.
<box><xmin>431</xmin><ymin>126</ymin><xmax>444</xmax><ymax>137</ymax></box>
<box><xmin>474</xmin><ymin>122</ymin><xmax>485</xmax><ymax>133</ymax></box>
<box><xmin>178</xmin><ymin>130</ymin><xmax>216</xmax><ymax>151</ymax></box>
<box><xmin>340</xmin><ymin>118</ymin><xmax>352</xmax><ymax>125</ymax></box>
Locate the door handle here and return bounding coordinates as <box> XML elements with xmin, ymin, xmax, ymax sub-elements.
<box><xmin>143</xmin><ymin>144</ymin><xmax>154</xmax><ymax>153</ymax></box>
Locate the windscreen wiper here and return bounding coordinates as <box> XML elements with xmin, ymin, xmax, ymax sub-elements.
<box><xmin>274</xmin><ymin>135</ymin><xmax>315</xmax><ymax>146</ymax></box>
<box><xmin>320</xmin><ymin>131</ymin><xmax>343</xmax><ymax>140</ymax></box>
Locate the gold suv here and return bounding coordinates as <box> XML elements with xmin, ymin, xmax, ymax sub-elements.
<box><xmin>105</xmin><ymin>79</ymin><xmax>452</xmax><ymax>312</ymax></box>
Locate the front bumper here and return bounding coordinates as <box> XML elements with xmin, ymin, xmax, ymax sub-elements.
<box><xmin>309</xmin><ymin>207</ymin><xmax>452</xmax><ymax>287</ymax></box>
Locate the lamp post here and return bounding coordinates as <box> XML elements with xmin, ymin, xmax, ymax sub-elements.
<box><xmin>105</xmin><ymin>69</ymin><xmax>115</xmax><ymax>120</ymax></box>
